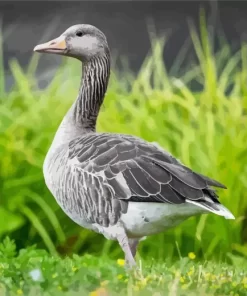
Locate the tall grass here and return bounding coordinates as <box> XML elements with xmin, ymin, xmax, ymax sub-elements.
<box><xmin>0</xmin><ymin>16</ymin><xmax>247</xmax><ymax>262</ymax></box>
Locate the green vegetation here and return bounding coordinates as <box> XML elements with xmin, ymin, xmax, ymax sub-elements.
<box><xmin>0</xmin><ymin>238</ymin><xmax>247</xmax><ymax>296</ymax></box>
<box><xmin>0</xmin><ymin>13</ymin><xmax>247</xmax><ymax>294</ymax></box>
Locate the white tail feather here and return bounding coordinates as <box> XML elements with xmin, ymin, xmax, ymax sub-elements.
<box><xmin>186</xmin><ymin>199</ymin><xmax>235</xmax><ymax>220</ymax></box>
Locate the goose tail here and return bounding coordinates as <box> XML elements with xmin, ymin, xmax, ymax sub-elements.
<box><xmin>186</xmin><ymin>199</ymin><xmax>235</xmax><ymax>220</ymax></box>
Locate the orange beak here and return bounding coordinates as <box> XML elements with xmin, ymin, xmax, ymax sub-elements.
<box><xmin>33</xmin><ymin>35</ymin><xmax>67</xmax><ymax>53</ymax></box>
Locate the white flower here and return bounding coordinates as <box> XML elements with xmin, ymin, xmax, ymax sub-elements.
<box><xmin>29</xmin><ymin>268</ymin><xmax>43</xmax><ymax>282</ymax></box>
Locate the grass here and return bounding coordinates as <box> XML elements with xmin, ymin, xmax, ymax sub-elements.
<box><xmin>0</xmin><ymin>9</ymin><xmax>247</xmax><ymax>277</ymax></box>
<box><xmin>0</xmin><ymin>237</ymin><xmax>247</xmax><ymax>296</ymax></box>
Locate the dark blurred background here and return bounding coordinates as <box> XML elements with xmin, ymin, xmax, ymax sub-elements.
<box><xmin>1</xmin><ymin>1</ymin><xmax>247</xmax><ymax>89</ymax></box>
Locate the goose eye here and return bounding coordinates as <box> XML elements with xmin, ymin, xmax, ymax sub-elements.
<box><xmin>76</xmin><ymin>31</ymin><xmax>83</xmax><ymax>37</ymax></box>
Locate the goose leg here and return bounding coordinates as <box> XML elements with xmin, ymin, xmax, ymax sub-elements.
<box><xmin>116</xmin><ymin>231</ymin><xmax>136</xmax><ymax>268</ymax></box>
<box><xmin>128</xmin><ymin>238</ymin><xmax>139</xmax><ymax>258</ymax></box>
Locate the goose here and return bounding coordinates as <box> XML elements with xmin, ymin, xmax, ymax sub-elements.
<box><xmin>34</xmin><ymin>24</ymin><xmax>235</xmax><ymax>268</ymax></box>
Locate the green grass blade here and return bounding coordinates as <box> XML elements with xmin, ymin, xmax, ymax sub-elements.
<box><xmin>25</xmin><ymin>189</ymin><xmax>66</xmax><ymax>244</ymax></box>
<box><xmin>20</xmin><ymin>206</ymin><xmax>57</xmax><ymax>255</ymax></box>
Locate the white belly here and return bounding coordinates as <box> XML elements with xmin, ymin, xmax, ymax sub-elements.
<box><xmin>119</xmin><ymin>201</ymin><xmax>206</xmax><ymax>238</ymax></box>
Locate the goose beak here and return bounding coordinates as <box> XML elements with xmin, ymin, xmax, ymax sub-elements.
<box><xmin>33</xmin><ymin>35</ymin><xmax>67</xmax><ymax>54</ymax></box>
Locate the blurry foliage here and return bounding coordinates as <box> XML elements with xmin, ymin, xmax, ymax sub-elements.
<box><xmin>0</xmin><ymin>13</ymin><xmax>247</xmax><ymax>262</ymax></box>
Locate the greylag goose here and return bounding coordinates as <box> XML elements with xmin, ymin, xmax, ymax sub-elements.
<box><xmin>34</xmin><ymin>24</ymin><xmax>235</xmax><ymax>268</ymax></box>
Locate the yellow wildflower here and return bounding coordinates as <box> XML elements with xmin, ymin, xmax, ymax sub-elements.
<box><xmin>180</xmin><ymin>277</ymin><xmax>185</xmax><ymax>283</ymax></box>
<box><xmin>117</xmin><ymin>259</ymin><xmax>125</xmax><ymax>267</ymax></box>
<box><xmin>187</xmin><ymin>267</ymin><xmax>194</xmax><ymax>277</ymax></box>
<box><xmin>17</xmin><ymin>290</ymin><xmax>23</xmax><ymax>295</ymax></box>
<box><xmin>117</xmin><ymin>274</ymin><xmax>123</xmax><ymax>280</ymax></box>
<box><xmin>188</xmin><ymin>252</ymin><xmax>196</xmax><ymax>260</ymax></box>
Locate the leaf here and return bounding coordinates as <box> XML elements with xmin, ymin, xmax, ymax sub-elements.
<box><xmin>20</xmin><ymin>206</ymin><xmax>57</xmax><ymax>255</ymax></box>
<box><xmin>0</xmin><ymin>207</ymin><xmax>25</xmax><ymax>236</ymax></box>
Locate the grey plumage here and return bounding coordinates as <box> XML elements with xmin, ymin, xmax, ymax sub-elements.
<box><xmin>34</xmin><ymin>24</ymin><xmax>235</xmax><ymax>268</ymax></box>
<box><xmin>48</xmin><ymin>131</ymin><xmax>228</xmax><ymax>227</ymax></box>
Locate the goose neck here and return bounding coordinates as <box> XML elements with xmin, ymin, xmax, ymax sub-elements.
<box><xmin>73</xmin><ymin>54</ymin><xmax>111</xmax><ymax>132</ymax></box>
<box><xmin>46</xmin><ymin>53</ymin><xmax>110</xmax><ymax>159</ymax></box>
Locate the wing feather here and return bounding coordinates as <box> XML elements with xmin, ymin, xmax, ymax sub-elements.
<box><xmin>65</xmin><ymin>133</ymin><xmax>226</xmax><ymax>227</ymax></box>
<box><xmin>169</xmin><ymin>177</ymin><xmax>204</xmax><ymax>200</ymax></box>
<box><xmin>136</xmin><ymin>157</ymin><xmax>171</xmax><ymax>183</ymax></box>
<box><xmin>153</xmin><ymin>160</ymin><xmax>207</xmax><ymax>189</ymax></box>
<box><xmin>120</xmin><ymin>168</ymin><xmax>149</xmax><ymax>197</ymax></box>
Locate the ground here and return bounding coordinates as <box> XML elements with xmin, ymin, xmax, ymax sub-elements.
<box><xmin>0</xmin><ymin>239</ymin><xmax>246</xmax><ymax>296</ymax></box>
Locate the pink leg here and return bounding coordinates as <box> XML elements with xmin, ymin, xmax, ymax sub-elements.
<box><xmin>117</xmin><ymin>232</ymin><xmax>136</xmax><ymax>268</ymax></box>
<box><xmin>128</xmin><ymin>238</ymin><xmax>139</xmax><ymax>258</ymax></box>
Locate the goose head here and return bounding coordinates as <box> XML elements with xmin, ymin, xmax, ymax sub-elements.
<box><xmin>33</xmin><ymin>24</ymin><xmax>109</xmax><ymax>62</ymax></box>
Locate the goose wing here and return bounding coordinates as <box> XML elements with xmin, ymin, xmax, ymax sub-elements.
<box><xmin>67</xmin><ymin>133</ymin><xmax>226</xmax><ymax>226</ymax></box>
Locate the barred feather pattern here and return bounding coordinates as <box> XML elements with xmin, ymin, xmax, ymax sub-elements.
<box><xmin>45</xmin><ymin>146</ymin><xmax>122</xmax><ymax>227</ymax></box>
